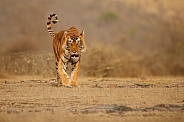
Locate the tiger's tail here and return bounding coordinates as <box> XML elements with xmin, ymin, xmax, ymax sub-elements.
<box><xmin>47</xmin><ymin>13</ymin><xmax>58</xmax><ymax>37</ymax></box>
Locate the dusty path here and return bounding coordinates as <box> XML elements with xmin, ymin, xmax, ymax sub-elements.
<box><xmin>0</xmin><ymin>77</ymin><xmax>184</xmax><ymax>122</ymax></box>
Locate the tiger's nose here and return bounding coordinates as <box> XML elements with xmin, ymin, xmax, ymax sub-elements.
<box><xmin>71</xmin><ymin>51</ymin><xmax>78</xmax><ymax>55</ymax></box>
<box><xmin>71</xmin><ymin>51</ymin><xmax>79</xmax><ymax>57</ymax></box>
<box><xmin>72</xmin><ymin>51</ymin><xmax>77</xmax><ymax>54</ymax></box>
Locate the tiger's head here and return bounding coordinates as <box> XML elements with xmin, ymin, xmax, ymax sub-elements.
<box><xmin>62</xmin><ymin>31</ymin><xmax>86</xmax><ymax>62</ymax></box>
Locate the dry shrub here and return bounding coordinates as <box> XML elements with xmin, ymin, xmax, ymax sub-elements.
<box><xmin>81</xmin><ymin>15</ymin><xmax>184</xmax><ymax>77</ymax></box>
<box><xmin>0</xmin><ymin>52</ymin><xmax>55</xmax><ymax>78</ymax></box>
<box><xmin>0</xmin><ymin>0</ymin><xmax>184</xmax><ymax>78</ymax></box>
<box><xmin>80</xmin><ymin>42</ymin><xmax>144</xmax><ymax>77</ymax></box>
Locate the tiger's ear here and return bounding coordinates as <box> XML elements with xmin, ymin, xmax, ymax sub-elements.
<box><xmin>63</xmin><ymin>31</ymin><xmax>68</xmax><ymax>42</ymax></box>
<box><xmin>64</xmin><ymin>31</ymin><xmax>67</xmax><ymax>38</ymax></box>
<box><xmin>81</xmin><ymin>31</ymin><xmax>87</xmax><ymax>53</ymax></box>
<box><xmin>80</xmin><ymin>31</ymin><xmax>84</xmax><ymax>37</ymax></box>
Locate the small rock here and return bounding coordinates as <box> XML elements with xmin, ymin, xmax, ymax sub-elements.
<box><xmin>4</xmin><ymin>80</ymin><xmax>7</xmax><ymax>84</ymax></box>
<box><xmin>20</xmin><ymin>80</ymin><xmax>24</xmax><ymax>83</ymax></box>
<box><xmin>35</xmin><ymin>109</ymin><xmax>42</xmax><ymax>112</ymax></box>
<box><xmin>93</xmin><ymin>84</ymin><xmax>103</xmax><ymax>88</ymax></box>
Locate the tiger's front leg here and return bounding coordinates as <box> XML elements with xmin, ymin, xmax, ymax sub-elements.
<box><xmin>58</xmin><ymin>58</ymin><xmax>70</xmax><ymax>87</ymax></box>
<box><xmin>70</xmin><ymin>61</ymin><xmax>80</xmax><ymax>87</ymax></box>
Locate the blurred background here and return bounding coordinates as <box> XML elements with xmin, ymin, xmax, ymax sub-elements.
<box><xmin>0</xmin><ymin>0</ymin><xmax>184</xmax><ymax>78</ymax></box>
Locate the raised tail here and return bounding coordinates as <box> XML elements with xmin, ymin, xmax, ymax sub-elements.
<box><xmin>47</xmin><ymin>13</ymin><xmax>58</xmax><ymax>37</ymax></box>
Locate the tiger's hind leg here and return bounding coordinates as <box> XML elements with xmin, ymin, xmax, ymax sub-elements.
<box><xmin>54</xmin><ymin>60</ymin><xmax>62</xmax><ymax>87</ymax></box>
<box><xmin>69</xmin><ymin>61</ymin><xmax>80</xmax><ymax>87</ymax></box>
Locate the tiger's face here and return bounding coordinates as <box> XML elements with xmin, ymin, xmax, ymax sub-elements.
<box><xmin>63</xmin><ymin>31</ymin><xmax>86</xmax><ymax>62</ymax></box>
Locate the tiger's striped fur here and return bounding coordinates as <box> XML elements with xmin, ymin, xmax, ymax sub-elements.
<box><xmin>47</xmin><ymin>13</ymin><xmax>87</xmax><ymax>87</ymax></box>
<box><xmin>47</xmin><ymin>13</ymin><xmax>58</xmax><ymax>37</ymax></box>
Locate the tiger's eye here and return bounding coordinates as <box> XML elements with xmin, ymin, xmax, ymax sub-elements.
<box><xmin>65</xmin><ymin>46</ymin><xmax>70</xmax><ymax>50</ymax></box>
<box><xmin>80</xmin><ymin>45</ymin><xmax>84</xmax><ymax>49</ymax></box>
<box><xmin>76</xmin><ymin>38</ymin><xmax>80</xmax><ymax>41</ymax></box>
<box><xmin>68</xmin><ymin>38</ymin><xmax>73</xmax><ymax>43</ymax></box>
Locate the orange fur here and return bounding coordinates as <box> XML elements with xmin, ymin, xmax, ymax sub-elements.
<box><xmin>47</xmin><ymin>13</ymin><xmax>86</xmax><ymax>87</ymax></box>
<box><xmin>70</xmin><ymin>61</ymin><xmax>80</xmax><ymax>87</ymax></box>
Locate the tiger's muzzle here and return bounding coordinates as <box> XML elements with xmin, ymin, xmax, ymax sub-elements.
<box><xmin>70</xmin><ymin>51</ymin><xmax>80</xmax><ymax>62</ymax></box>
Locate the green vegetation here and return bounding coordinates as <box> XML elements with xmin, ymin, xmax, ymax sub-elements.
<box><xmin>100</xmin><ymin>11</ymin><xmax>119</xmax><ymax>21</ymax></box>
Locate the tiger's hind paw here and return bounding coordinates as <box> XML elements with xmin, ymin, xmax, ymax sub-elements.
<box><xmin>62</xmin><ymin>82</ymin><xmax>71</xmax><ymax>88</ymax></box>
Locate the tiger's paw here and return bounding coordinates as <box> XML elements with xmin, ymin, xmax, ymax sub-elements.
<box><xmin>62</xmin><ymin>82</ymin><xmax>71</xmax><ymax>88</ymax></box>
<box><xmin>71</xmin><ymin>81</ymin><xmax>77</xmax><ymax>87</ymax></box>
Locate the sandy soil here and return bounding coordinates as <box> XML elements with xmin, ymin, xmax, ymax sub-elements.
<box><xmin>0</xmin><ymin>77</ymin><xmax>184</xmax><ymax>122</ymax></box>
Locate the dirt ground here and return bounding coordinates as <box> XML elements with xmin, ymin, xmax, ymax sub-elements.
<box><xmin>0</xmin><ymin>77</ymin><xmax>184</xmax><ymax>122</ymax></box>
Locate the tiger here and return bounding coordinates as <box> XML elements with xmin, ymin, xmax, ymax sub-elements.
<box><xmin>46</xmin><ymin>13</ymin><xmax>87</xmax><ymax>87</ymax></box>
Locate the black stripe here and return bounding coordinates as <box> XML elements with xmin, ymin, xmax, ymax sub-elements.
<box><xmin>63</xmin><ymin>54</ymin><xmax>69</xmax><ymax>60</ymax></box>
<box><xmin>48</xmin><ymin>30</ymin><xmax>53</xmax><ymax>32</ymax></box>
<box><xmin>56</xmin><ymin>50</ymin><xmax>60</xmax><ymax>59</ymax></box>
<box><xmin>52</xmin><ymin>13</ymin><xmax>56</xmax><ymax>16</ymax></box>
<box><xmin>52</xmin><ymin>21</ymin><xmax>57</xmax><ymax>24</ymax></box>
<box><xmin>56</xmin><ymin>58</ymin><xmax>59</xmax><ymax>62</ymax></box>
<box><xmin>47</xmin><ymin>27</ymin><xmax>51</xmax><ymax>30</ymax></box>
<box><xmin>47</xmin><ymin>21</ymin><xmax>51</xmax><ymax>25</ymax></box>
<box><xmin>61</xmin><ymin>58</ymin><xmax>65</xmax><ymax>63</ymax></box>
<box><xmin>71</xmin><ymin>63</ymin><xmax>76</xmax><ymax>71</ymax></box>
<box><xmin>72</xmin><ymin>62</ymin><xmax>76</xmax><ymax>65</ymax></box>
<box><xmin>62</xmin><ymin>67</ymin><xmax>66</xmax><ymax>71</ymax></box>
<box><xmin>48</xmin><ymin>17</ymin><xmax>51</xmax><ymax>20</ymax></box>
<box><xmin>50</xmin><ymin>14</ymin><xmax>53</xmax><ymax>17</ymax></box>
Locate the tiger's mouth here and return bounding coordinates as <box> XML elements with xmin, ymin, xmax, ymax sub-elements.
<box><xmin>70</xmin><ymin>54</ymin><xmax>80</xmax><ymax>62</ymax></box>
<box><xmin>71</xmin><ymin>54</ymin><xmax>79</xmax><ymax>58</ymax></box>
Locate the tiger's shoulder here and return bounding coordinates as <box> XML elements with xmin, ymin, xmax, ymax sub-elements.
<box><xmin>53</xmin><ymin>26</ymin><xmax>79</xmax><ymax>44</ymax></box>
<box><xmin>56</xmin><ymin>26</ymin><xmax>79</xmax><ymax>37</ymax></box>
